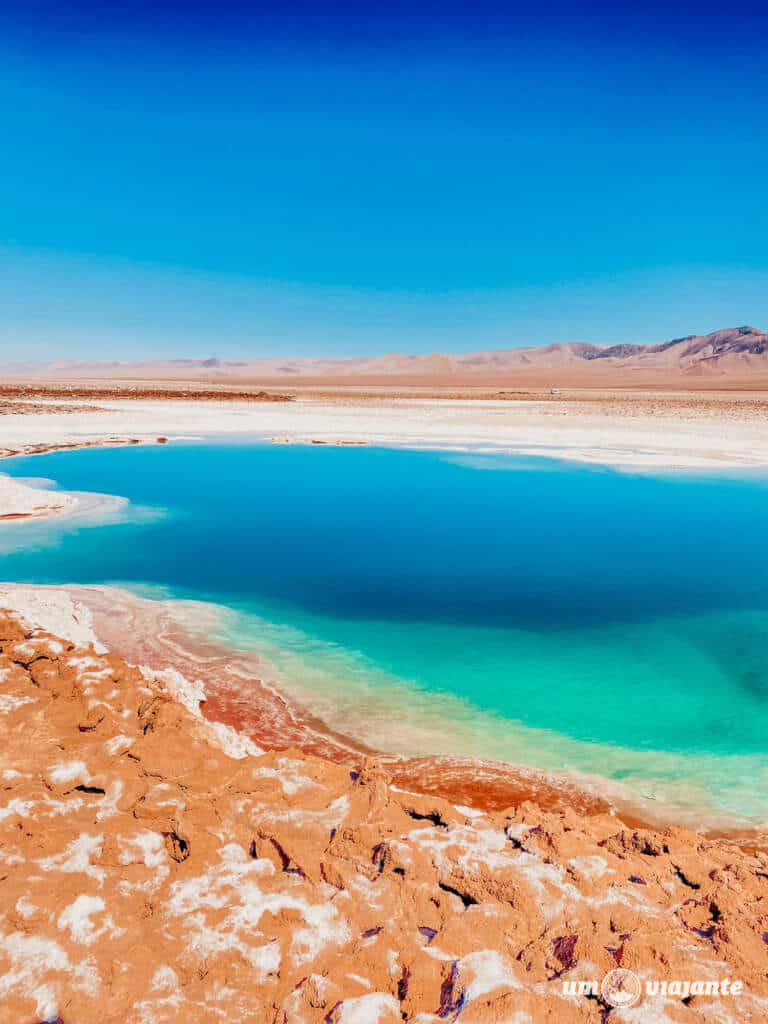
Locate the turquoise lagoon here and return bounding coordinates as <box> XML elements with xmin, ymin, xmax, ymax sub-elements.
<box><xmin>2</xmin><ymin>440</ymin><xmax>768</xmax><ymax>826</ymax></box>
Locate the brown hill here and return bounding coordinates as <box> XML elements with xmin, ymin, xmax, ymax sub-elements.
<box><xmin>452</xmin><ymin>326</ymin><xmax>768</xmax><ymax>375</ymax></box>
<box><xmin>3</xmin><ymin>326</ymin><xmax>767</xmax><ymax>387</ymax></box>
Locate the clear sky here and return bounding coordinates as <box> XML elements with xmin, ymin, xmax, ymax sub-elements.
<box><xmin>1</xmin><ymin>1</ymin><xmax>766</xmax><ymax>360</ymax></box>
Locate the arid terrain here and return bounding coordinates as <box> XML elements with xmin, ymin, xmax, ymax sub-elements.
<box><xmin>1</xmin><ymin>365</ymin><xmax>768</xmax><ymax>1021</ymax></box>
<box><xmin>1</xmin><ymin>326</ymin><xmax>767</xmax><ymax>475</ymax></box>
<box><xmin>1</xmin><ymin>590</ymin><xmax>768</xmax><ymax>1023</ymax></box>
<box><xmin>3</xmin><ymin>326</ymin><xmax>768</xmax><ymax>391</ymax></box>
<box><xmin>0</xmin><ymin>383</ymin><xmax>767</xmax><ymax>478</ymax></box>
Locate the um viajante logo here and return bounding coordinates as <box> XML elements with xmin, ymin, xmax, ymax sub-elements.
<box><xmin>562</xmin><ymin>970</ymin><xmax>744</xmax><ymax>1006</ymax></box>
<box><xmin>601</xmin><ymin>969</ymin><xmax>642</xmax><ymax>1008</ymax></box>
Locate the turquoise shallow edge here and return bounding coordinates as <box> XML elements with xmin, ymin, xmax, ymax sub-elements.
<box><xmin>2</xmin><ymin>440</ymin><xmax>768</xmax><ymax>826</ymax></box>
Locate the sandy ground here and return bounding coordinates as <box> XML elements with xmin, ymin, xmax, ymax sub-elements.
<box><xmin>0</xmin><ymin>391</ymin><xmax>767</xmax><ymax>478</ymax></box>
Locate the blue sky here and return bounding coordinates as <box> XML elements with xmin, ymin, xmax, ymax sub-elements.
<box><xmin>1</xmin><ymin>2</ymin><xmax>766</xmax><ymax>359</ymax></box>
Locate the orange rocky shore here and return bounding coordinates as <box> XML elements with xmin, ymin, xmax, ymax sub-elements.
<box><xmin>2</xmin><ymin>599</ymin><xmax>768</xmax><ymax>1022</ymax></box>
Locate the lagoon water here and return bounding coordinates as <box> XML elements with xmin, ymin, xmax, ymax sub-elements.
<box><xmin>3</xmin><ymin>440</ymin><xmax>768</xmax><ymax>825</ymax></box>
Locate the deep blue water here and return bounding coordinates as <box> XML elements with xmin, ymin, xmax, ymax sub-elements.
<box><xmin>3</xmin><ymin>441</ymin><xmax>768</xmax><ymax>823</ymax></box>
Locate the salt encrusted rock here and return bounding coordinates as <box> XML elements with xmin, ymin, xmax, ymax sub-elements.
<box><xmin>1</xmin><ymin>610</ymin><xmax>767</xmax><ymax>1022</ymax></box>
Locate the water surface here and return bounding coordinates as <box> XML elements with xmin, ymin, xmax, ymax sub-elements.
<box><xmin>2</xmin><ymin>441</ymin><xmax>768</xmax><ymax>824</ymax></box>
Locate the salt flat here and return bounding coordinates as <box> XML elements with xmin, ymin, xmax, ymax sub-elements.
<box><xmin>1</xmin><ymin>392</ymin><xmax>767</xmax><ymax>480</ymax></box>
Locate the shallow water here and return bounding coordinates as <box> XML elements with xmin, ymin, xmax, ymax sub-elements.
<box><xmin>3</xmin><ymin>440</ymin><xmax>768</xmax><ymax>824</ymax></box>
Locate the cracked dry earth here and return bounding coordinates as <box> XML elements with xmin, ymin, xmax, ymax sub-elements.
<box><xmin>1</xmin><ymin>612</ymin><xmax>768</xmax><ymax>1023</ymax></box>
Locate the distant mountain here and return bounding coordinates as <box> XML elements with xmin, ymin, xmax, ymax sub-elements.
<box><xmin>3</xmin><ymin>326</ymin><xmax>767</xmax><ymax>381</ymax></box>
<box><xmin>448</xmin><ymin>326</ymin><xmax>768</xmax><ymax>374</ymax></box>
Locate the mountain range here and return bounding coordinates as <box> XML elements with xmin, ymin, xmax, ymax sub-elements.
<box><xmin>3</xmin><ymin>326</ymin><xmax>767</xmax><ymax>384</ymax></box>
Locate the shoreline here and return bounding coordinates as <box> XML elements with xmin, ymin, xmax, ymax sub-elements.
<box><xmin>58</xmin><ymin>584</ymin><xmax>627</xmax><ymax>821</ymax></box>
<box><xmin>2</xmin><ymin>581</ymin><xmax>765</xmax><ymax>847</ymax></box>
<box><xmin>4</xmin><ymin>594</ymin><xmax>768</xmax><ymax>1018</ymax></box>
<box><xmin>0</xmin><ymin>433</ymin><xmax>168</xmax><ymax>466</ymax></box>
<box><xmin>1</xmin><ymin>400</ymin><xmax>768</xmax><ymax>846</ymax></box>
<box><xmin>0</xmin><ymin>472</ymin><xmax>78</xmax><ymax>522</ymax></box>
<box><xmin>0</xmin><ymin>435</ymin><xmax>171</xmax><ymax>525</ymax></box>
<box><xmin>67</xmin><ymin>585</ymin><xmax>768</xmax><ymax>846</ymax></box>
<box><xmin>0</xmin><ymin>391</ymin><xmax>767</xmax><ymax>471</ymax></box>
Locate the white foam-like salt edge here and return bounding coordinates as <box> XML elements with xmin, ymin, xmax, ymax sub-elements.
<box><xmin>14</xmin><ymin>896</ymin><xmax>36</xmax><ymax>920</ymax></box>
<box><xmin>0</xmin><ymin>472</ymin><xmax>77</xmax><ymax>519</ymax></box>
<box><xmin>147</xmin><ymin>665</ymin><xmax>264</xmax><ymax>759</ymax></box>
<box><xmin>48</xmin><ymin>761</ymin><xmax>90</xmax><ymax>786</ymax></box>
<box><xmin>0</xmin><ymin>694</ymin><xmax>35</xmax><ymax>714</ymax></box>
<box><xmin>2</xmin><ymin>409</ymin><xmax>767</xmax><ymax>830</ymax></box>
<box><xmin>334</xmin><ymin>993</ymin><xmax>401</xmax><ymax>1023</ymax></box>
<box><xmin>0</xmin><ymin>584</ymin><xmax>262</xmax><ymax>762</ymax></box>
<box><xmin>165</xmin><ymin>842</ymin><xmax>350</xmax><ymax>973</ymax></box>
<box><xmin>0</xmin><ymin>484</ymin><xmax>166</xmax><ymax>558</ymax></box>
<box><xmin>6</xmin><ymin>419</ymin><xmax>768</xmax><ymax>827</ymax></box>
<box><xmin>38</xmin><ymin>833</ymin><xmax>106</xmax><ymax>886</ymax></box>
<box><xmin>458</xmin><ymin>949</ymin><xmax>523</xmax><ymax>1000</ymax></box>
<box><xmin>119</xmin><ymin>830</ymin><xmax>168</xmax><ymax>869</ymax></box>
<box><xmin>57</xmin><ymin>894</ymin><xmax>125</xmax><ymax>946</ymax></box>
<box><xmin>0</xmin><ymin>586</ymin><xmax>106</xmax><ymax>652</ymax></box>
<box><xmin>196</xmin><ymin>595</ymin><xmax>768</xmax><ymax>830</ymax></box>
<box><xmin>0</xmin><ymin>930</ymin><xmax>70</xmax><ymax>1019</ymax></box>
<box><xmin>1</xmin><ymin>395</ymin><xmax>767</xmax><ymax>470</ymax></box>
<box><xmin>40</xmin><ymin>582</ymin><xmax>765</xmax><ymax>831</ymax></box>
<box><xmin>7</xmin><ymin>579</ymin><xmax>767</xmax><ymax>830</ymax></box>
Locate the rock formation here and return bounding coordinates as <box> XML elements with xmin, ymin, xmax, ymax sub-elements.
<box><xmin>1</xmin><ymin>605</ymin><xmax>767</xmax><ymax>1022</ymax></box>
